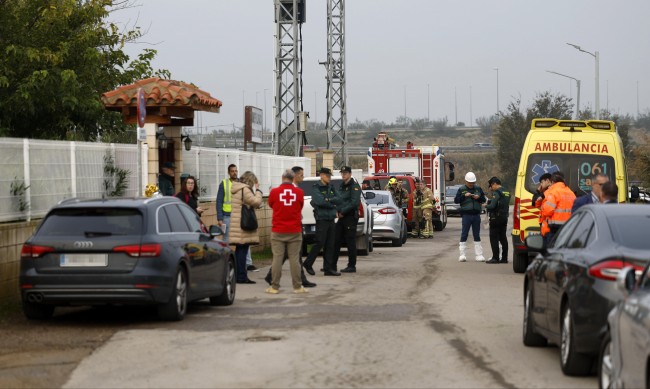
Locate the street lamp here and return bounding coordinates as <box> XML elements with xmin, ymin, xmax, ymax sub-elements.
<box><xmin>493</xmin><ymin>67</ymin><xmax>499</xmax><ymax>114</ymax></box>
<box><xmin>546</xmin><ymin>70</ymin><xmax>581</xmax><ymax>119</ymax></box>
<box><xmin>567</xmin><ymin>43</ymin><xmax>600</xmax><ymax>119</ymax></box>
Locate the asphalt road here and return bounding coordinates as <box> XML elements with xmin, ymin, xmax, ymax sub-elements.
<box><xmin>54</xmin><ymin>215</ymin><xmax>597</xmax><ymax>389</ymax></box>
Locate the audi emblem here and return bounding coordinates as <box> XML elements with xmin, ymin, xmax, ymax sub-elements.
<box><xmin>73</xmin><ymin>241</ymin><xmax>94</xmax><ymax>249</ymax></box>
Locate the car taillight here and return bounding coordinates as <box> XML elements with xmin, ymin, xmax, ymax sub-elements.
<box><xmin>113</xmin><ymin>244</ymin><xmax>161</xmax><ymax>257</ymax></box>
<box><xmin>359</xmin><ymin>203</ymin><xmax>364</xmax><ymax>218</ymax></box>
<box><xmin>588</xmin><ymin>259</ymin><xmax>645</xmax><ymax>281</ymax></box>
<box><xmin>513</xmin><ymin>196</ymin><xmax>520</xmax><ymax>230</ymax></box>
<box><xmin>21</xmin><ymin>244</ymin><xmax>55</xmax><ymax>258</ymax></box>
<box><xmin>378</xmin><ymin>208</ymin><xmax>397</xmax><ymax>214</ymax></box>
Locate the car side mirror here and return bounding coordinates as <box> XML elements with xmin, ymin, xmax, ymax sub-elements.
<box><xmin>365</xmin><ymin>191</ymin><xmax>376</xmax><ymax>199</ymax></box>
<box><xmin>616</xmin><ymin>267</ymin><xmax>636</xmax><ymax>297</ymax></box>
<box><xmin>209</xmin><ymin>225</ymin><xmax>224</xmax><ymax>238</ymax></box>
<box><xmin>525</xmin><ymin>234</ymin><xmax>546</xmax><ymax>255</ymax></box>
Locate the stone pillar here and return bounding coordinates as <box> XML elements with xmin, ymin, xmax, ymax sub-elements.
<box><xmin>144</xmin><ymin>123</ymin><xmax>159</xmax><ymax>188</ymax></box>
<box><xmin>322</xmin><ymin>150</ymin><xmax>334</xmax><ymax>171</ymax></box>
<box><xmin>164</xmin><ymin>126</ymin><xmax>182</xmax><ymax>190</ymax></box>
<box><xmin>303</xmin><ymin>150</ymin><xmax>318</xmax><ymax>176</ymax></box>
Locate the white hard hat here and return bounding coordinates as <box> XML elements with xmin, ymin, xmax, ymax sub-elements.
<box><xmin>465</xmin><ymin>172</ymin><xmax>477</xmax><ymax>183</ymax></box>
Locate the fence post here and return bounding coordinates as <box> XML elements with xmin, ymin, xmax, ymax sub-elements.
<box><xmin>23</xmin><ymin>139</ymin><xmax>31</xmax><ymax>222</ymax></box>
<box><xmin>70</xmin><ymin>142</ymin><xmax>77</xmax><ymax>197</ymax></box>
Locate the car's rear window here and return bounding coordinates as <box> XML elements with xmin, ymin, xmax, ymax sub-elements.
<box><xmin>363</xmin><ymin>178</ymin><xmax>412</xmax><ymax>193</ymax></box>
<box><xmin>37</xmin><ymin>208</ymin><xmax>143</xmax><ymax>236</ymax></box>
<box><xmin>608</xmin><ymin>215</ymin><xmax>650</xmax><ymax>250</ymax></box>
<box><xmin>365</xmin><ymin>192</ymin><xmax>393</xmax><ymax>206</ymax></box>
<box><xmin>446</xmin><ymin>186</ymin><xmax>461</xmax><ymax>197</ymax></box>
<box><xmin>298</xmin><ymin>179</ymin><xmax>343</xmax><ymax>197</ymax></box>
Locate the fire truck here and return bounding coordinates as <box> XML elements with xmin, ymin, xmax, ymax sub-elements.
<box><xmin>366</xmin><ymin>132</ymin><xmax>455</xmax><ymax>231</ymax></box>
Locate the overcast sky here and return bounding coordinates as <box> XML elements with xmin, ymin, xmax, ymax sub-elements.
<box><xmin>111</xmin><ymin>0</ymin><xmax>650</xmax><ymax>133</ymax></box>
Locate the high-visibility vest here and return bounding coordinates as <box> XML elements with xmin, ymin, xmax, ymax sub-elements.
<box><xmin>540</xmin><ymin>182</ymin><xmax>575</xmax><ymax>236</ymax></box>
<box><xmin>222</xmin><ymin>179</ymin><xmax>232</xmax><ymax>213</ymax></box>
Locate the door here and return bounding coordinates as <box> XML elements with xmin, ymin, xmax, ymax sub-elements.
<box><xmin>619</xmin><ymin>274</ymin><xmax>650</xmax><ymax>387</ymax></box>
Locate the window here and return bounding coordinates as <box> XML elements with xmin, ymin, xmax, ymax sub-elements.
<box><xmin>163</xmin><ymin>204</ymin><xmax>191</xmax><ymax>233</ymax></box>
<box><xmin>157</xmin><ymin>206</ymin><xmax>172</xmax><ymax>233</ymax></box>
<box><xmin>298</xmin><ymin>178</ymin><xmax>343</xmax><ymax>197</ymax></box>
<box><xmin>178</xmin><ymin>204</ymin><xmax>204</xmax><ymax>233</ymax></box>
<box><xmin>525</xmin><ymin>154</ymin><xmax>615</xmax><ymax>194</ymax></box>
<box><xmin>551</xmin><ymin>214</ymin><xmax>583</xmax><ymax>249</ymax></box>
<box><xmin>608</xmin><ymin>215</ymin><xmax>650</xmax><ymax>250</ymax></box>
<box><xmin>38</xmin><ymin>208</ymin><xmax>143</xmax><ymax>236</ymax></box>
<box><xmin>566</xmin><ymin>212</ymin><xmax>595</xmax><ymax>249</ymax></box>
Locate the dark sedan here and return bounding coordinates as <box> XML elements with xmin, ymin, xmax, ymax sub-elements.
<box><xmin>523</xmin><ymin>204</ymin><xmax>650</xmax><ymax>376</ymax></box>
<box><xmin>599</xmin><ymin>263</ymin><xmax>650</xmax><ymax>388</ymax></box>
<box><xmin>19</xmin><ymin>197</ymin><xmax>236</xmax><ymax>321</ymax></box>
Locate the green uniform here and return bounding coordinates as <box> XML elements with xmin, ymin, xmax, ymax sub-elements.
<box><xmin>310</xmin><ymin>181</ymin><xmax>339</xmax><ymax>221</ymax></box>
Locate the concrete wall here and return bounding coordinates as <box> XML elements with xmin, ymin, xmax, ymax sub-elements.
<box><xmin>0</xmin><ymin>200</ymin><xmax>273</xmax><ymax>304</ymax></box>
<box><xmin>0</xmin><ymin>220</ymin><xmax>40</xmax><ymax>304</ymax></box>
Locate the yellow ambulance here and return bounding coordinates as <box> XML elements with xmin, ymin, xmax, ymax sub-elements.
<box><xmin>511</xmin><ymin>118</ymin><xmax>628</xmax><ymax>273</ymax></box>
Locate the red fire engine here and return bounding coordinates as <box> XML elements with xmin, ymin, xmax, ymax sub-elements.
<box><xmin>366</xmin><ymin>132</ymin><xmax>455</xmax><ymax>231</ymax></box>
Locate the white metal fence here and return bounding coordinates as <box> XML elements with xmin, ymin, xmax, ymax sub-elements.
<box><xmin>0</xmin><ymin>138</ymin><xmax>310</xmax><ymax>223</ymax></box>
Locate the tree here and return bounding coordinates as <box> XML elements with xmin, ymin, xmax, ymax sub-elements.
<box><xmin>494</xmin><ymin>92</ymin><xmax>573</xmax><ymax>188</ymax></box>
<box><xmin>0</xmin><ymin>0</ymin><xmax>170</xmax><ymax>141</ymax></box>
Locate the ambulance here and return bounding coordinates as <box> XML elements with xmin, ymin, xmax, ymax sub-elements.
<box><xmin>511</xmin><ymin>118</ymin><xmax>628</xmax><ymax>273</ymax></box>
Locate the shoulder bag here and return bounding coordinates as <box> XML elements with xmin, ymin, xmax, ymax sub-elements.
<box><xmin>240</xmin><ymin>188</ymin><xmax>258</xmax><ymax>231</ymax></box>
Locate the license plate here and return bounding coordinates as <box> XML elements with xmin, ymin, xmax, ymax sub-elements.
<box><xmin>60</xmin><ymin>254</ymin><xmax>108</xmax><ymax>267</ymax></box>
<box><xmin>527</xmin><ymin>231</ymin><xmax>541</xmax><ymax>236</ymax></box>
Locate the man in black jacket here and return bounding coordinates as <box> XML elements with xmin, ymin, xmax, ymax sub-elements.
<box><xmin>303</xmin><ymin>168</ymin><xmax>341</xmax><ymax>276</ymax></box>
<box><xmin>485</xmin><ymin>177</ymin><xmax>510</xmax><ymax>264</ymax></box>
<box><xmin>333</xmin><ymin>166</ymin><xmax>362</xmax><ymax>273</ymax></box>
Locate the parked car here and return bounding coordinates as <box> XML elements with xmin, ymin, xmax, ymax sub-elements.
<box><xmin>19</xmin><ymin>197</ymin><xmax>236</xmax><ymax>321</ymax></box>
<box><xmin>364</xmin><ymin>190</ymin><xmax>407</xmax><ymax>247</ymax></box>
<box><xmin>297</xmin><ymin>176</ymin><xmax>373</xmax><ymax>256</ymax></box>
<box><xmin>362</xmin><ymin>175</ymin><xmax>417</xmax><ymax>230</ymax></box>
<box><xmin>522</xmin><ymin>204</ymin><xmax>650</xmax><ymax>376</ymax></box>
<box><xmin>598</xmin><ymin>263</ymin><xmax>650</xmax><ymax>389</ymax></box>
<box><xmin>445</xmin><ymin>184</ymin><xmax>462</xmax><ymax>216</ymax></box>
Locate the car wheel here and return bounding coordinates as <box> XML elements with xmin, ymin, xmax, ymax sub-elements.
<box><xmin>210</xmin><ymin>258</ymin><xmax>236</xmax><ymax>306</ymax></box>
<box><xmin>22</xmin><ymin>299</ymin><xmax>55</xmax><ymax>320</ymax></box>
<box><xmin>401</xmin><ymin>225</ymin><xmax>408</xmax><ymax>244</ymax></box>
<box><xmin>158</xmin><ymin>266</ymin><xmax>188</xmax><ymax>321</ymax></box>
<box><xmin>523</xmin><ymin>287</ymin><xmax>547</xmax><ymax>347</ymax></box>
<box><xmin>598</xmin><ymin>332</ymin><xmax>613</xmax><ymax>389</ymax></box>
<box><xmin>513</xmin><ymin>251</ymin><xmax>528</xmax><ymax>274</ymax></box>
<box><xmin>391</xmin><ymin>236</ymin><xmax>403</xmax><ymax>247</ymax></box>
<box><xmin>433</xmin><ymin>221</ymin><xmax>443</xmax><ymax>231</ymax></box>
<box><xmin>368</xmin><ymin>236</ymin><xmax>374</xmax><ymax>253</ymax></box>
<box><xmin>560</xmin><ymin>305</ymin><xmax>593</xmax><ymax>375</ymax></box>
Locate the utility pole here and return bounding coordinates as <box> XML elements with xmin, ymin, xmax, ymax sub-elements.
<box><xmin>274</xmin><ymin>0</ymin><xmax>304</xmax><ymax>156</ymax></box>
<box><xmin>323</xmin><ymin>0</ymin><xmax>348</xmax><ymax>166</ymax></box>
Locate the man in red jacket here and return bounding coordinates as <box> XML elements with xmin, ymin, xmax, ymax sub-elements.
<box><xmin>266</xmin><ymin>169</ymin><xmax>308</xmax><ymax>294</ymax></box>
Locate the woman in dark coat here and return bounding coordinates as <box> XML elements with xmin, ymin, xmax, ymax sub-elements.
<box><xmin>175</xmin><ymin>175</ymin><xmax>204</xmax><ymax>216</ymax></box>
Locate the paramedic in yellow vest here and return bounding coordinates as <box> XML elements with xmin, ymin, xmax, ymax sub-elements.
<box><xmin>217</xmin><ymin>164</ymin><xmax>238</xmax><ymax>242</ymax></box>
<box><xmin>411</xmin><ymin>179</ymin><xmax>435</xmax><ymax>238</ymax></box>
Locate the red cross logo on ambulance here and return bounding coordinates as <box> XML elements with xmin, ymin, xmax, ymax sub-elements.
<box><xmin>280</xmin><ymin>189</ymin><xmax>297</xmax><ymax>206</ymax></box>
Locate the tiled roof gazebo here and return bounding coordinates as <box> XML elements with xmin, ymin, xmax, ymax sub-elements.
<box><xmin>101</xmin><ymin>78</ymin><xmax>223</xmax><ymax>194</ymax></box>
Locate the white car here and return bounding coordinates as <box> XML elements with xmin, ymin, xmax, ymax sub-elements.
<box><xmin>297</xmin><ymin>176</ymin><xmax>373</xmax><ymax>256</ymax></box>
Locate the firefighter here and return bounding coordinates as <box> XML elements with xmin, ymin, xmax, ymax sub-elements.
<box><xmin>385</xmin><ymin>177</ymin><xmax>409</xmax><ymax>209</ymax></box>
<box><xmin>540</xmin><ymin>171</ymin><xmax>576</xmax><ymax>245</ymax></box>
<box><xmin>411</xmin><ymin>179</ymin><xmax>435</xmax><ymax>238</ymax></box>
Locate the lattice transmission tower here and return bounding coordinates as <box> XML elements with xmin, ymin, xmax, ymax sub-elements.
<box><xmin>324</xmin><ymin>0</ymin><xmax>347</xmax><ymax>166</ymax></box>
<box><xmin>274</xmin><ymin>0</ymin><xmax>306</xmax><ymax>156</ymax></box>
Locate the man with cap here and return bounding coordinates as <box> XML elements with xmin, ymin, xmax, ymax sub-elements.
<box><xmin>454</xmin><ymin>171</ymin><xmax>487</xmax><ymax>262</ymax></box>
<box><xmin>158</xmin><ymin>162</ymin><xmax>176</xmax><ymax>196</ymax></box>
<box><xmin>303</xmin><ymin>167</ymin><xmax>341</xmax><ymax>276</ymax></box>
<box><xmin>333</xmin><ymin>166</ymin><xmax>362</xmax><ymax>273</ymax></box>
<box><xmin>485</xmin><ymin>176</ymin><xmax>510</xmax><ymax>264</ymax></box>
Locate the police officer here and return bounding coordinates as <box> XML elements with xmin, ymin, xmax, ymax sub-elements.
<box><xmin>303</xmin><ymin>167</ymin><xmax>341</xmax><ymax>276</ymax></box>
<box><xmin>485</xmin><ymin>177</ymin><xmax>510</xmax><ymax>264</ymax></box>
<box><xmin>333</xmin><ymin>166</ymin><xmax>362</xmax><ymax>273</ymax></box>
